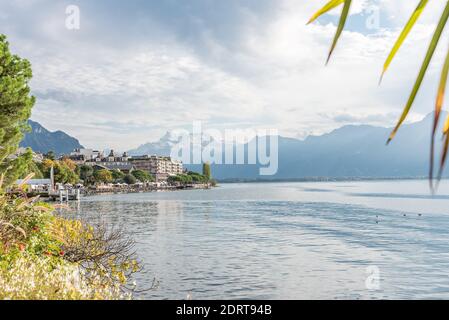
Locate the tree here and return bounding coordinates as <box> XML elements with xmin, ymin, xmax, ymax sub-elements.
<box><xmin>61</xmin><ymin>158</ymin><xmax>76</xmax><ymax>171</ymax></box>
<box><xmin>131</xmin><ymin>170</ymin><xmax>154</xmax><ymax>182</ymax></box>
<box><xmin>44</xmin><ymin>151</ymin><xmax>56</xmax><ymax>161</ymax></box>
<box><xmin>79</xmin><ymin>165</ymin><xmax>94</xmax><ymax>184</ymax></box>
<box><xmin>202</xmin><ymin>163</ymin><xmax>211</xmax><ymax>181</ymax></box>
<box><xmin>93</xmin><ymin>169</ymin><xmax>113</xmax><ymax>184</ymax></box>
<box><xmin>168</xmin><ymin>174</ymin><xmax>194</xmax><ymax>185</ymax></box>
<box><xmin>168</xmin><ymin>175</ymin><xmax>183</xmax><ymax>184</ymax></box>
<box><xmin>187</xmin><ymin>171</ymin><xmax>208</xmax><ymax>183</ymax></box>
<box><xmin>61</xmin><ymin>166</ymin><xmax>79</xmax><ymax>184</ymax></box>
<box><xmin>123</xmin><ymin>174</ymin><xmax>137</xmax><ymax>185</ymax></box>
<box><xmin>0</xmin><ymin>34</ymin><xmax>36</xmax><ymax>187</ymax></box>
<box><xmin>53</xmin><ymin>161</ymin><xmax>78</xmax><ymax>184</ymax></box>
<box><xmin>111</xmin><ymin>169</ymin><xmax>125</xmax><ymax>182</ymax></box>
<box><xmin>38</xmin><ymin>159</ymin><xmax>79</xmax><ymax>184</ymax></box>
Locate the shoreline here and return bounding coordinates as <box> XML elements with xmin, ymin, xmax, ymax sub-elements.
<box><xmin>217</xmin><ymin>176</ymin><xmax>444</xmax><ymax>184</ymax></box>
<box><xmin>82</xmin><ymin>183</ymin><xmax>212</xmax><ymax>197</ymax></box>
<box><xmin>19</xmin><ymin>183</ymin><xmax>213</xmax><ymax>201</ymax></box>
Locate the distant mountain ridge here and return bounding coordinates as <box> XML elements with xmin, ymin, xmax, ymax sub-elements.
<box><xmin>21</xmin><ymin>114</ymin><xmax>446</xmax><ymax>179</ymax></box>
<box><xmin>128</xmin><ymin>131</ymin><xmax>179</xmax><ymax>157</ymax></box>
<box><xmin>20</xmin><ymin>120</ymin><xmax>83</xmax><ymax>155</ymax></box>
<box><xmin>128</xmin><ymin>112</ymin><xmax>448</xmax><ymax>180</ymax></box>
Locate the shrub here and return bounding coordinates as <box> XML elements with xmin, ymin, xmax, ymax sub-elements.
<box><xmin>111</xmin><ymin>169</ymin><xmax>125</xmax><ymax>182</ymax></box>
<box><xmin>131</xmin><ymin>170</ymin><xmax>154</xmax><ymax>183</ymax></box>
<box><xmin>123</xmin><ymin>174</ymin><xmax>137</xmax><ymax>185</ymax></box>
<box><xmin>93</xmin><ymin>169</ymin><xmax>113</xmax><ymax>184</ymax></box>
<box><xmin>0</xmin><ymin>178</ymin><xmax>140</xmax><ymax>299</ymax></box>
<box><xmin>79</xmin><ymin>165</ymin><xmax>94</xmax><ymax>185</ymax></box>
<box><xmin>52</xmin><ymin>217</ymin><xmax>140</xmax><ymax>290</ymax></box>
<box><xmin>0</xmin><ymin>254</ymin><xmax>128</xmax><ymax>300</ymax></box>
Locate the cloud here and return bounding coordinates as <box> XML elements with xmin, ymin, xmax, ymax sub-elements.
<box><xmin>0</xmin><ymin>0</ymin><xmax>446</xmax><ymax>150</ymax></box>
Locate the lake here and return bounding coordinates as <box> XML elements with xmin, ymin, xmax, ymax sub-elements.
<box><xmin>71</xmin><ymin>180</ymin><xmax>449</xmax><ymax>299</ymax></box>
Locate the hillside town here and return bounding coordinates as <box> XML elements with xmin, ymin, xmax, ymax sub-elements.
<box><xmin>69</xmin><ymin>148</ymin><xmax>184</xmax><ymax>181</ymax></box>
<box><xmin>10</xmin><ymin>147</ymin><xmax>214</xmax><ymax>201</ymax></box>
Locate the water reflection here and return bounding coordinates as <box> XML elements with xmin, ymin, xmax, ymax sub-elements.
<box><xmin>69</xmin><ymin>181</ymin><xmax>449</xmax><ymax>299</ymax></box>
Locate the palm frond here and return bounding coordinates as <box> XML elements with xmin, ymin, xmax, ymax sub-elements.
<box><xmin>311</xmin><ymin>1</ymin><xmax>449</xmax><ymax>185</ymax></box>
<box><xmin>327</xmin><ymin>0</ymin><xmax>352</xmax><ymax>64</ymax></box>
<box><xmin>430</xmin><ymin>44</ymin><xmax>449</xmax><ymax>188</ymax></box>
<box><xmin>387</xmin><ymin>2</ymin><xmax>449</xmax><ymax>144</ymax></box>
<box><xmin>439</xmin><ymin>127</ymin><xmax>449</xmax><ymax>181</ymax></box>
<box><xmin>17</xmin><ymin>173</ymin><xmax>35</xmax><ymax>188</ymax></box>
<box><xmin>380</xmin><ymin>0</ymin><xmax>429</xmax><ymax>83</ymax></box>
<box><xmin>307</xmin><ymin>0</ymin><xmax>344</xmax><ymax>25</ymax></box>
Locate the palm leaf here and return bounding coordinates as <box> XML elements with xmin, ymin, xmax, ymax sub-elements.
<box><xmin>430</xmin><ymin>44</ymin><xmax>449</xmax><ymax>187</ymax></box>
<box><xmin>327</xmin><ymin>0</ymin><xmax>352</xmax><ymax>64</ymax></box>
<box><xmin>439</xmin><ymin>131</ymin><xmax>449</xmax><ymax>182</ymax></box>
<box><xmin>444</xmin><ymin>112</ymin><xmax>449</xmax><ymax>134</ymax></box>
<box><xmin>307</xmin><ymin>0</ymin><xmax>344</xmax><ymax>25</ymax></box>
<box><xmin>387</xmin><ymin>1</ymin><xmax>449</xmax><ymax>144</ymax></box>
<box><xmin>380</xmin><ymin>0</ymin><xmax>429</xmax><ymax>83</ymax></box>
<box><xmin>440</xmin><ymin>110</ymin><xmax>449</xmax><ymax>181</ymax></box>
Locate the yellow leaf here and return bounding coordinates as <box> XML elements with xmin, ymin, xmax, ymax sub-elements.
<box><xmin>380</xmin><ymin>0</ymin><xmax>428</xmax><ymax>83</ymax></box>
<box><xmin>430</xmin><ymin>43</ymin><xmax>449</xmax><ymax>187</ymax></box>
<box><xmin>307</xmin><ymin>0</ymin><xmax>344</xmax><ymax>25</ymax></box>
<box><xmin>327</xmin><ymin>0</ymin><xmax>352</xmax><ymax>64</ymax></box>
<box><xmin>388</xmin><ymin>1</ymin><xmax>449</xmax><ymax>143</ymax></box>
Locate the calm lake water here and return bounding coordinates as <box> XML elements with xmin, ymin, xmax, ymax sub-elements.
<box><xmin>71</xmin><ymin>180</ymin><xmax>449</xmax><ymax>299</ymax></box>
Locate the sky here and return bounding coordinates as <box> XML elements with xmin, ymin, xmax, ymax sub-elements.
<box><xmin>1</xmin><ymin>0</ymin><xmax>448</xmax><ymax>150</ymax></box>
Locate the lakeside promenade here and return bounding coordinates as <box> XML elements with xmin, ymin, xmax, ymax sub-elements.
<box><xmin>83</xmin><ymin>183</ymin><xmax>212</xmax><ymax>196</ymax></box>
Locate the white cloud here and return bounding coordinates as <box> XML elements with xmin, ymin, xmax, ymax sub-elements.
<box><xmin>1</xmin><ymin>0</ymin><xmax>447</xmax><ymax>150</ymax></box>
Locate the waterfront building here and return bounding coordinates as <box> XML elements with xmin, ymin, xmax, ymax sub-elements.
<box><xmin>67</xmin><ymin>154</ymin><xmax>87</xmax><ymax>165</ymax></box>
<box><xmin>68</xmin><ymin>148</ymin><xmax>183</xmax><ymax>181</ymax></box>
<box><xmin>85</xmin><ymin>150</ymin><xmax>134</xmax><ymax>173</ymax></box>
<box><xmin>69</xmin><ymin>148</ymin><xmax>104</xmax><ymax>163</ymax></box>
<box><xmin>130</xmin><ymin>155</ymin><xmax>183</xmax><ymax>181</ymax></box>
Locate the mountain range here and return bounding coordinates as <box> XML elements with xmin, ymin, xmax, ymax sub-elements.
<box><xmin>20</xmin><ymin>120</ymin><xmax>83</xmax><ymax>156</ymax></box>
<box><xmin>128</xmin><ymin>112</ymin><xmax>447</xmax><ymax>180</ymax></box>
<box><xmin>21</xmin><ymin>113</ymin><xmax>447</xmax><ymax>179</ymax></box>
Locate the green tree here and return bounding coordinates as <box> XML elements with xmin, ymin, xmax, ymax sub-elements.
<box><xmin>123</xmin><ymin>174</ymin><xmax>137</xmax><ymax>185</ymax></box>
<box><xmin>0</xmin><ymin>35</ymin><xmax>36</xmax><ymax>187</ymax></box>
<box><xmin>202</xmin><ymin>162</ymin><xmax>211</xmax><ymax>181</ymax></box>
<box><xmin>54</xmin><ymin>161</ymin><xmax>79</xmax><ymax>184</ymax></box>
<box><xmin>131</xmin><ymin>170</ymin><xmax>154</xmax><ymax>182</ymax></box>
<box><xmin>38</xmin><ymin>159</ymin><xmax>79</xmax><ymax>184</ymax></box>
<box><xmin>168</xmin><ymin>174</ymin><xmax>194</xmax><ymax>185</ymax></box>
<box><xmin>79</xmin><ymin>165</ymin><xmax>94</xmax><ymax>185</ymax></box>
<box><xmin>44</xmin><ymin>151</ymin><xmax>56</xmax><ymax>161</ymax></box>
<box><xmin>111</xmin><ymin>169</ymin><xmax>125</xmax><ymax>182</ymax></box>
<box><xmin>93</xmin><ymin>169</ymin><xmax>113</xmax><ymax>184</ymax></box>
<box><xmin>168</xmin><ymin>175</ymin><xmax>183</xmax><ymax>184</ymax></box>
<box><xmin>187</xmin><ymin>171</ymin><xmax>208</xmax><ymax>183</ymax></box>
